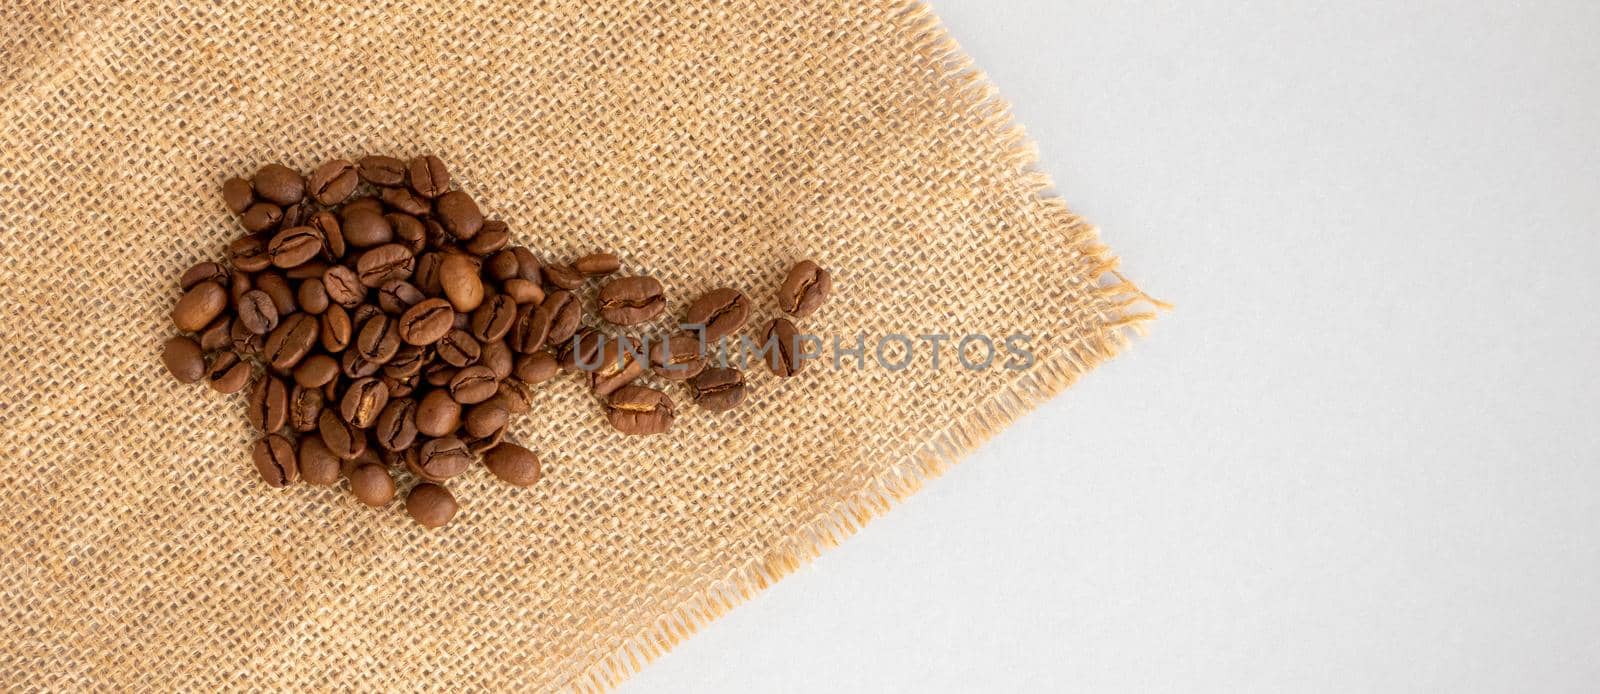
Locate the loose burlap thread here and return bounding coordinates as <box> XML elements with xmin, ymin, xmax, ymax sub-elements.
<box><xmin>0</xmin><ymin>0</ymin><xmax>1158</xmax><ymax>690</ymax></box>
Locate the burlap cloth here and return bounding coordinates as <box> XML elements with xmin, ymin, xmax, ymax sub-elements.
<box><xmin>0</xmin><ymin>0</ymin><xmax>1158</xmax><ymax>690</ymax></box>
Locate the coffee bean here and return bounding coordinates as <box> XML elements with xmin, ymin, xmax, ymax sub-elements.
<box><xmin>375</xmin><ymin>398</ymin><xmax>419</xmax><ymax>451</ymax></box>
<box><xmin>465</xmin><ymin>220</ymin><xmax>508</xmax><ymax>255</ymax></box>
<box><xmin>266</xmin><ymin>225</ymin><xmax>322</xmax><ymax>268</ymax></box>
<box><xmin>574</xmin><ymin>252</ymin><xmax>621</xmax><ymax>277</ymax></box>
<box><xmin>309</xmin><ymin>211</ymin><xmax>345</xmax><ymax>260</ymax></box>
<box><xmin>416</xmin><ymin>437</ymin><xmax>473</xmax><ymax>481</ymax></box>
<box><xmin>605</xmin><ymin>385</ymin><xmax>674</xmax><ymax>436</ymax></box>
<box><xmin>281</xmin><ymin>200</ymin><xmax>315</xmax><ymax>228</ymax></box>
<box><xmin>385</xmin><ymin>214</ymin><xmax>423</xmax><ymax>254</ymax></box>
<box><xmin>406</xmin><ymin>483</ymin><xmax>458</xmax><ymax>528</ymax></box>
<box><xmin>323</xmin><ymin>265</ymin><xmax>365</xmax><ymax>307</ymax></box>
<box><xmin>542</xmin><ymin>263</ymin><xmax>584</xmax><ymax>290</ymax></box>
<box><xmin>558</xmin><ymin>328</ymin><xmax>603</xmax><ymax>371</ymax></box>
<box><xmin>351</xmin><ymin>303</ymin><xmax>382</xmax><ymax>328</ymax></box>
<box><xmin>469</xmin><ymin>295</ymin><xmax>517</xmax><ymax>343</ymax></box>
<box><xmin>228</xmin><ymin>235</ymin><xmax>272</xmax><ymax>273</ymax></box>
<box><xmin>761</xmin><ymin>317</ymin><xmax>804</xmax><ymax>377</ymax></box>
<box><xmin>399</xmin><ymin>298</ymin><xmax>454</xmax><ymax>346</ymax></box>
<box><xmin>412</xmin><ymin>253</ymin><xmax>445</xmax><ymax>297</ymax></box>
<box><xmin>512</xmin><ymin>351</ymin><xmax>560</xmax><ymax>384</ymax></box>
<box><xmin>340</xmin><ymin>377</ymin><xmax>389</xmax><ymax>429</ymax></box>
<box><xmin>343</xmin><ymin>446</ymin><xmax>384</xmax><ymax>479</ymax></box>
<box><xmin>377</xmin><ymin>280</ymin><xmax>425</xmax><ymax>315</ymax></box>
<box><xmin>509</xmin><ymin>303</ymin><xmax>549</xmax><ymax>353</ymax></box>
<box><xmin>383</xmin><ymin>372</ymin><xmax>417</xmax><ymax>400</ymax></box>
<box><xmin>230</xmin><ymin>317</ymin><xmax>264</xmax><ymax>355</ymax></box>
<box><xmin>318</xmin><ymin>409</ymin><xmax>367</xmax><ymax>459</ymax></box>
<box><xmin>298</xmin><ymin>436</ymin><xmax>341</xmax><ymax>486</ymax></box>
<box><xmin>208</xmin><ymin>351</ymin><xmax>253</xmax><ymax>394</ymax></box>
<box><xmin>483</xmin><ymin>442</ymin><xmax>541</xmax><ymax>487</ymax></box>
<box><xmin>357</xmin><ymin>155</ymin><xmax>407</xmax><ymax>187</ymax></box>
<box><xmin>173</xmin><ymin>281</ymin><xmax>228</xmax><ymax>332</ymax></box>
<box><xmin>463</xmin><ymin>402</ymin><xmax>508</xmax><ymax>439</ymax></box>
<box><xmin>289</xmin><ymin>384</ymin><xmax>325</xmax><ymax>433</ymax></box>
<box><xmin>341</xmin><ymin>208</ymin><xmax>393</xmax><ymax>248</ymax></box>
<box><xmin>650</xmin><ymin>333</ymin><xmax>707</xmax><ymax>380</ymax></box>
<box><xmin>180</xmin><ymin>261</ymin><xmax>230</xmax><ymax>290</ymax></box>
<box><xmin>485</xmin><ymin>249</ymin><xmax>520</xmax><ymax>282</ymax></box>
<box><xmin>449</xmin><ymin>365</ymin><xmax>499</xmax><ymax>404</ymax></box>
<box><xmin>253</xmin><ymin>164</ymin><xmax>305</xmax><ymax>206</ymax></box>
<box><xmin>255</xmin><ymin>272</ymin><xmax>297</xmax><ymax>315</ymax></box>
<box><xmin>589</xmin><ymin>335</ymin><xmax>646</xmax><ymax>397</ymax></box>
<box><xmin>356</xmin><ymin>314</ymin><xmax>402</xmax><ymax>364</ymax></box>
<box><xmin>435</xmin><ymin>190</ymin><xmax>483</xmax><ymax>239</ymax></box>
<box><xmin>340</xmin><ymin>349</ymin><xmax>381</xmax><ymax>379</ymax></box>
<box><xmin>240</xmin><ymin>202</ymin><xmax>283</xmax><ymax>234</ymax></box>
<box><xmin>424</xmin><ymin>363</ymin><xmax>459</xmax><ymax>387</ymax></box>
<box><xmin>356</xmin><ymin>244</ymin><xmax>414</xmax><ymax>288</ymax></box>
<box><xmin>482</xmin><ymin>383</ymin><xmax>527</xmax><ymax>417</ymax></box>
<box><xmin>479</xmin><ymin>339</ymin><xmax>515</xmax><ymax>382</ymax></box>
<box><xmin>416</xmin><ymin>389</ymin><xmax>462</xmax><ymax>437</ymax></box>
<box><xmin>407</xmin><ymin>155</ymin><xmax>451</xmax><ymax>199</ymax></box>
<box><xmin>348</xmin><ymin>464</ymin><xmax>396</xmax><ymax>507</ymax></box>
<box><xmin>682</xmin><ymin>287</ymin><xmax>750</xmax><ymax>343</ymax></box>
<box><xmin>598</xmin><ymin>276</ymin><xmax>666</xmax><ymax>326</ymax></box>
<box><xmin>307</xmin><ymin>158</ymin><xmax>358</xmax><ymax>206</ymax></box>
<box><xmin>252</xmin><ymin>433</ymin><xmax>299</xmax><ymax>487</ymax></box>
<box><xmin>379</xmin><ymin>185</ymin><xmax>431</xmax><ymax>216</ymax></box>
<box><xmin>248</xmin><ymin>374</ymin><xmax>289</xmax><ymax>433</ymax></box>
<box><xmin>384</xmin><ymin>345</ymin><xmax>428</xmax><ymax>379</ymax></box>
<box><xmin>290</xmin><ymin>354</ymin><xmax>337</xmax><ymax>389</ymax></box>
<box><xmin>536</xmin><ymin>290</ymin><xmax>582</xmax><ymax>344</ymax></box>
<box><xmin>440</xmin><ymin>253</ymin><xmax>484</xmax><ymax>312</ymax></box>
<box><xmin>689</xmin><ymin>367</ymin><xmax>747</xmax><ymax>412</ymax></box>
<box><xmin>236</xmin><ymin>290</ymin><xmax>279</xmax><ymax>335</ymax></box>
<box><xmin>264</xmin><ymin>313</ymin><xmax>319</xmax><ymax>372</ymax></box>
<box><xmin>296</xmin><ymin>277</ymin><xmax>330</xmax><ymax>314</ymax></box>
<box><xmin>506</xmin><ymin>247</ymin><xmax>542</xmax><ymax>283</ymax></box>
<box><xmin>222</xmin><ymin>177</ymin><xmax>255</xmax><ymax>214</ymax></box>
<box><xmin>162</xmin><ymin>336</ymin><xmax>207</xmax><ymax>383</ymax></box>
<box><xmin>779</xmin><ymin>260</ymin><xmax>832</xmax><ymax>318</ymax></box>
<box><xmin>499</xmin><ymin>278</ymin><xmax>541</xmax><ymax>306</ymax></box>
<box><xmin>199</xmin><ymin>316</ymin><xmax>234</xmax><ymax>351</ymax></box>
<box><xmin>320</xmin><ymin>304</ymin><xmax>353</xmax><ymax>352</ymax></box>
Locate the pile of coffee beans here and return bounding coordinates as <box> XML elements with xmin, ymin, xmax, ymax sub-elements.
<box><xmin>162</xmin><ymin>155</ymin><xmax>831</xmax><ymax>528</ymax></box>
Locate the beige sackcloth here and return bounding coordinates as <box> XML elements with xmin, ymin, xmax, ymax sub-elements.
<box><xmin>0</xmin><ymin>0</ymin><xmax>1159</xmax><ymax>690</ymax></box>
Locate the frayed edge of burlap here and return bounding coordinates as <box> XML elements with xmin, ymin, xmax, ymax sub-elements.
<box><xmin>570</xmin><ymin>3</ymin><xmax>1166</xmax><ymax>690</ymax></box>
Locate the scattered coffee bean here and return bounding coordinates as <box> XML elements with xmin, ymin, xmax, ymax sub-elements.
<box><xmin>598</xmin><ymin>276</ymin><xmax>666</xmax><ymax>326</ymax></box>
<box><xmin>542</xmin><ymin>263</ymin><xmax>584</xmax><ymax>290</ymax></box>
<box><xmin>470</xmin><ymin>294</ymin><xmax>516</xmax><ymax>342</ymax></box>
<box><xmin>574</xmin><ymin>252</ymin><xmax>621</xmax><ymax>276</ymax></box>
<box><xmin>341</xmin><ymin>377</ymin><xmax>390</xmax><ymax>429</ymax></box>
<box><xmin>435</xmin><ymin>329</ymin><xmax>482</xmax><ymax>367</ymax></box>
<box><xmin>318</xmin><ymin>409</ymin><xmax>367</xmax><ymax>459</ymax></box>
<box><xmin>181</xmin><ymin>261</ymin><xmax>231</xmax><ymax>290</ymax></box>
<box><xmin>255</xmin><ymin>272</ymin><xmax>297</xmax><ymax>315</ymax></box>
<box><xmin>406</xmin><ymin>483</ymin><xmax>458</xmax><ymax>528</ymax></box>
<box><xmin>222</xmin><ymin>177</ymin><xmax>255</xmax><ymax>214</ymax></box>
<box><xmin>236</xmin><ymin>290</ymin><xmax>279</xmax><ymax>335</ymax></box>
<box><xmin>440</xmin><ymin>253</ymin><xmax>484</xmax><ymax>312</ymax></box>
<box><xmin>483</xmin><ymin>443</ymin><xmax>541</xmax><ymax>487</ymax></box>
<box><xmin>435</xmin><ymin>190</ymin><xmax>483</xmax><ymax>240</ymax></box>
<box><xmin>162</xmin><ymin>336</ymin><xmax>208</xmax><ymax>384</ymax></box>
<box><xmin>357</xmin><ymin>155</ymin><xmax>407</xmax><ymax>187</ymax></box>
<box><xmin>240</xmin><ymin>202</ymin><xmax>283</xmax><ymax>234</ymax></box>
<box><xmin>449</xmin><ymin>365</ymin><xmax>499</xmax><ymax>404</ymax></box>
<box><xmin>688</xmin><ymin>367</ymin><xmax>747</xmax><ymax>412</ymax></box>
<box><xmin>779</xmin><ymin>260</ymin><xmax>833</xmax><ymax>318</ymax></box>
<box><xmin>199</xmin><ymin>316</ymin><xmax>234</xmax><ymax>351</ymax></box>
<box><xmin>297</xmin><ymin>278</ymin><xmax>330</xmax><ymax>314</ymax></box>
<box><xmin>356</xmin><ymin>243</ymin><xmax>415</xmax><ymax>288</ymax></box>
<box><xmin>479</xmin><ymin>339</ymin><xmax>514</xmax><ymax>380</ymax></box>
<box><xmin>341</xmin><ymin>209</ymin><xmax>394</xmax><ymax>248</ymax></box>
<box><xmin>248</xmin><ymin>374</ymin><xmax>289</xmax><ymax>432</ymax></box>
<box><xmin>173</xmin><ymin>281</ymin><xmax>228</xmax><ymax>332</ymax></box>
<box><xmin>536</xmin><ymin>290</ymin><xmax>582</xmax><ymax>344</ymax></box>
<box><xmin>263</xmin><ymin>313</ymin><xmax>319</xmax><ymax>371</ymax></box>
<box><xmin>348</xmin><ymin>464</ymin><xmax>396</xmax><ymax>506</ymax></box>
<box><xmin>761</xmin><ymin>317</ymin><xmax>805</xmax><ymax>377</ymax></box>
<box><xmin>375</xmin><ymin>398</ymin><xmax>420</xmax><ymax>451</ymax></box>
<box><xmin>683</xmin><ymin>287</ymin><xmax>750</xmax><ymax>343</ymax></box>
<box><xmin>380</xmin><ymin>185</ymin><xmax>431</xmax><ymax>216</ymax></box>
<box><xmin>268</xmin><ymin>226</ymin><xmax>323</xmax><ymax>268</ymax></box>
<box><xmin>589</xmin><ymin>336</ymin><xmax>646</xmax><ymax>398</ymax></box>
<box><xmin>465</xmin><ymin>220</ymin><xmax>508</xmax><ymax>255</ymax></box>
<box><xmin>650</xmin><ymin>333</ymin><xmax>708</xmax><ymax>380</ymax></box>
<box><xmin>513</xmin><ymin>351</ymin><xmax>560</xmax><ymax>384</ymax></box>
<box><xmin>399</xmin><ymin>298</ymin><xmax>454</xmax><ymax>346</ymax></box>
<box><xmin>288</xmin><ymin>384</ymin><xmax>325</xmax><ymax>432</ymax></box>
<box><xmin>320</xmin><ymin>304</ymin><xmax>353</xmax><ymax>352</ymax></box>
<box><xmin>298</xmin><ymin>437</ymin><xmax>342</xmax><ymax>486</ymax></box>
<box><xmin>407</xmin><ymin>155</ymin><xmax>451</xmax><ymax>199</ymax></box>
<box><xmin>307</xmin><ymin>159</ymin><xmax>358</xmax><ymax>206</ymax></box>
<box><xmin>416</xmin><ymin>437</ymin><xmax>473</xmax><ymax>481</ymax></box>
<box><xmin>208</xmin><ymin>351</ymin><xmax>254</xmax><ymax>394</ymax></box>
<box><xmin>415</xmin><ymin>389</ymin><xmax>462</xmax><ymax>438</ymax></box>
<box><xmin>356</xmin><ymin>314</ymin><xmax>402</xmax><ymax>364</ymax></box>
<box><xmin>463</xmin><ymin>403</ymin><xmax>508</xmax><ymax>439</ymax></box>
<box><xmin>252</xmin><ymin>434</ymin><xmax>299</xmax><ymax>487</ymax></box>
<box><xmin>253</xmin><ymin>164</ymin><xmax>305</xmax><ymax>206</ymax></box>
<box><xmin>605</xmin><ymin>385</ymin><xmax>675</xmax><ymax>436</ymax></box>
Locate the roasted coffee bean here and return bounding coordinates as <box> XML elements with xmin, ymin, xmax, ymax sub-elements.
<box><xmin>307</xmin><ymin>158</ymin><xmax>358</xmax><ymax>205</ymax></box>
<box><xmin>463</xmin><ymin>403</ymin><xmax>508</xmax><ymax>439</ymax></box>
<box><xmin>650</xmin><ymin>333</ymin><xmax>707</xmax><ymax>380</ymax></box>
<box><xmin>229</xmin><ymin>234</ymin><xmax>274</xmax><ymax>272</ymax></box>
<box><xmin>298</xmin><ymin>436</ymin><xmax>342</xmax><ymax>486</ymax></box>
<box><xmin>435</xmin><ymin>190</ymin><xmax>483</xmax><ymax>239</ymax></box>
<box><xmin>389</xmin><ymin>213</ymin><xmax>427</xmax><ymax>254</ymax></box>
<box><xmin>413</xmin><ymin>253</ymin><xmax>446</xmax><ymax>297</ymax></box>
<box><xmin>501</xmin><ymin>278</ymin><xmax>542</xmax><ymax>307</ymax></box>
<box><xmin>296</xmin><ymin>277</ymin><xmax>330</xmax><ymax>314</ymax></box>
<box><xmin>173</xmin><ymin>281</ymin><xmax>228</xmax><ymax>332</ymax></box>
<box><xmin>465</xmin><ymin>220</ymin><xmax>509</xmax><ymax>255</ymax></box>
<box><xmin>356</xmin><ymin>243</ymin><xmax>414</xmax><ymax>288</ymax></box>
<box><xmin>323</xmin><ymin>265</ymin><xmax>365</xmax><ymax>307</ymax></box>
<box><xmin>557</xmin><ymin>328</ymin><xmax>602</xmax><ymax>371</ymax></box>
<box><xmin>384</xmin><ymin>345</ymin><xmax>428</xmax><ymax>378</ymax></box>
<box><xmin>356</xmin><ymin>314</ymin><xmax>402</xmax><ymax>364</ymax></box>
<box><xmin>281</xmin><ymin>199</ymin><xmax>315</xmax><ymax>228</ymax></box>
<box><xmin>512</xmin><ymin>351</ymin><xmax>560</xmax><ymax>384</ymax></box>
<box><xmin>377</xmin><ymin>280</ymin><xmax>424</xmax><ymax>315</ymax></box>
<box><xmin>416</xmin><ymin>389</ymin><xmax>462</xmax><ymax>437</ymax></box>
<box><xmin>449</xmin><ymin>365</ymin><xmax>499</xmax><ymax>404</ymax></box>
<box><xmin>689</xmin><ymin>367</ymin><xmax>746</xmax><ymax>412</ymax></box>
<box><xmin>374</xmin><ymin>398</ymin><xmax>419</xmax><ymax>451</ymax></box>
<box><xmin>199</xmin><ymin>316</ymin><xmax>234</xmax><ymax>351</ymax></box>
<box><xmin>470</xmin><ymin>295</ymin><xmax>516</xmax><ymax>342</ymax></box>
<box><xmin>340</xmin><ymin>377</ymin><xmax>389</xmax><ymax>429</ymax></box>
<box><xmin>230</xmin><ymin>317</ymin><xmax>264</xmax><ymax>355</ymax></box>
<box><xmin>537</xmin><ymin>290</ymin><xmax>582</xmax><ymax>344</ymax></box>
<box><xmin>252</xmin><ymin>433</ymin><xmax>299</xmax><ymax>487</ymax></box>
<box><xmin>683</xmin><ymin>287</ymin><xmax>750</xmax><ymax>343</ymax></box>
<box><xmin>379</xmin><ymin>185</ymin><xmax>431</xmax><ymax>216</ymax></box>
<box><xmin>399</xmin><ymin>298</ymin><xmax>454</xmax><ymax>345</ymax></box>
<box><xmin>180</xmin><ymin>261</ymin><xmax>230</xmax><ymax>290</ymax></box>
<box><xmin>287</xmin><ymin>261</ymin><xmax>331</xmax><ymax>281</ymax></box>
<box><xmin>357</xmin><ymin>155</ymin><xmax>407</xmax><ymax>187</ymax></box>
<box><xmin>440</xmin><ymin>253</ymin><xmax>484</xmax><ymax>312</ymax></box>
<box><xmin>343</xmin><ymin>446</ymin><xmax>385</xmax><ymax>479</ymax></box>
<box><xmin>341</xmin><ymin>208</ymin><xmax>394</xmax><ymax>248</ymax></box>
<box><xmin>292</xmin><ymin>354</ymin><xmax>339</xmax><ymax>388</ymax></box>
<box><xmin>318</xmin><ymin>409</ymin><xmax>367</xmax><ymax>459</ymax></box>
<box><xmin>598</xmin><ymin>276</ymin><xmax>666</xmax><ymax>326</ymax></box>
<box><xmin>761</xmin><ymin>317</ymin><xmax>805</xmax><ymax>377</ymax></box>
<box><xmin>268</xmin><ymin>226</ymin><xmax>323</xmax><ymax>268</ymax></box>
<box><xmin>248</xmin><ymin>374</ymin><xmax>289</xmax><ymax>432</ymax></box>
<box><xmin>406</xmin><ymin>483</ymin><xmax>458</xmax><ymax>528</ymax></box>
<box><xmin>222</xmin><ymin>177</ymin><xmax>255</xmax><ymax>214</ymax></box>
<box><xmin>542</xmin><ymin>263</ymin><xmax>584</xmax><ymax>290</ymax></box>
<box><xmin>415</xmin><ymin>436</ymin><xmax>473</xmax><ymax>482</ymax></box>
<box><xmin>483</xmin><ymin>442</ymin><xmax>541</xmax><ymax>487</ymax></box>
<box><xmin>264</xmin><ymin>313</ymin><xmax>319</xmax><ymax>372</ymax></box>
<box><xmin>320</xmin><ymin>304</ymin><xmax>352</xmax><ymax>352</ymax></box>
<box><xmin>510</xmin><ymin>304</ymin><xmax>549</xmax><ymax>353</ymax></box>
<box><xmin>466</xmin><ymin>428</ymin><xmax>506</xmax><ymax>455</ymax></box>
<box><xmin>424</xmin><ymin>363</ymin><xmax>460</xmax><ymax>387</ymax></box>
<box><xmin>253</xmin><ymin>164</ymin><xmax>304</xmax><ymax>206</ymax></box>
<box><xmin>162</xmin><ymin>336</ymin><xmax>207</xmax><ymax>383</ymax></box>
<box><xmin>479</xmin><ymin>339</ymin><xmax>514</xmax><ymax>380</ymax></box>
<box><xmin>574</xmin><ymin>252</ymin><xmax>621</xmax><ymax>276</ymax></box>
<box><xmin>207</xmin><ymin>351</ymin><xmax>253</xmax><ymax>394</ymax></box>
<box><xmin>383</xmin><ymin>373</ymin><xmax>417</xmax><ymax>399</ymax></box>
<box><xmin>348</xmin><ymin>464</ymin><xmax>396</xmax><ymax>506</ymax></box>
<box><xmin>240</xmin><ymin>202</ymin><xmax>283</xmax><ymax>234</ymax></box>
<box><xmin>236</xmin><ymin>290</ymin><xmax>279</xmax><ymax>335</ymax></box>
<box><xmin>605</xmin><ymin>385</ymin><xmax>674</xmax><ymax>436</ymax></box>
<box><xmin>351</xmin><ymin>303</ymin><xmax>382</xmax><ymax>328</ymax></box>
<box><xmin>589</xmin><ymin>336</ymin><xmax>646</xmax><ymax>397</ymax></box>
<box><xmin>407</xmin><ymin>155</ymin><xmax>451</xmax><ymax>199</ymax></box>
<box><xmin>309</xmin><ymin>211</ymin><xmax>345</xmax><ymax>260</ymax></box>
<box><xmin>506</xmin><ymin>246</ymin><xmax>541</xmax><ymax>283</ymax></box>
<box><xmin>255</xmin><ymin>272</ymin><xmax>297</xmax><ymax>315</ymax></box>
<box><xmin>779</xmin><ymin>260</ymin><xmax>833</xmax><ymax>318</ymax></box>
<box><xmin>289</xmin><ymin>384</ymin><xmax>325</xmax><ymax>432</ymax></box>
<box><xmin>486</xmin><ymin>249</ymin><xmax>521</xmax><ymax>281</ymax></box>
<box><xmin>341</xmin><ymin>349</ymin><xmax>381</xmax><ymax>379</ymax></box>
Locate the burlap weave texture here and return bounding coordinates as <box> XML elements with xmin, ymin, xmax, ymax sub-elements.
<box><xmin>0</xmin><ymin>0</ymin><xmax>1157</xmax><ymax>690</ymax></box>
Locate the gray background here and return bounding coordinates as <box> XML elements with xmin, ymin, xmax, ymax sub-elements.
<box><xmin>628</xmin><ymin>1</ymin><xmax>1600</xmax><ymax>690</ymax></box>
